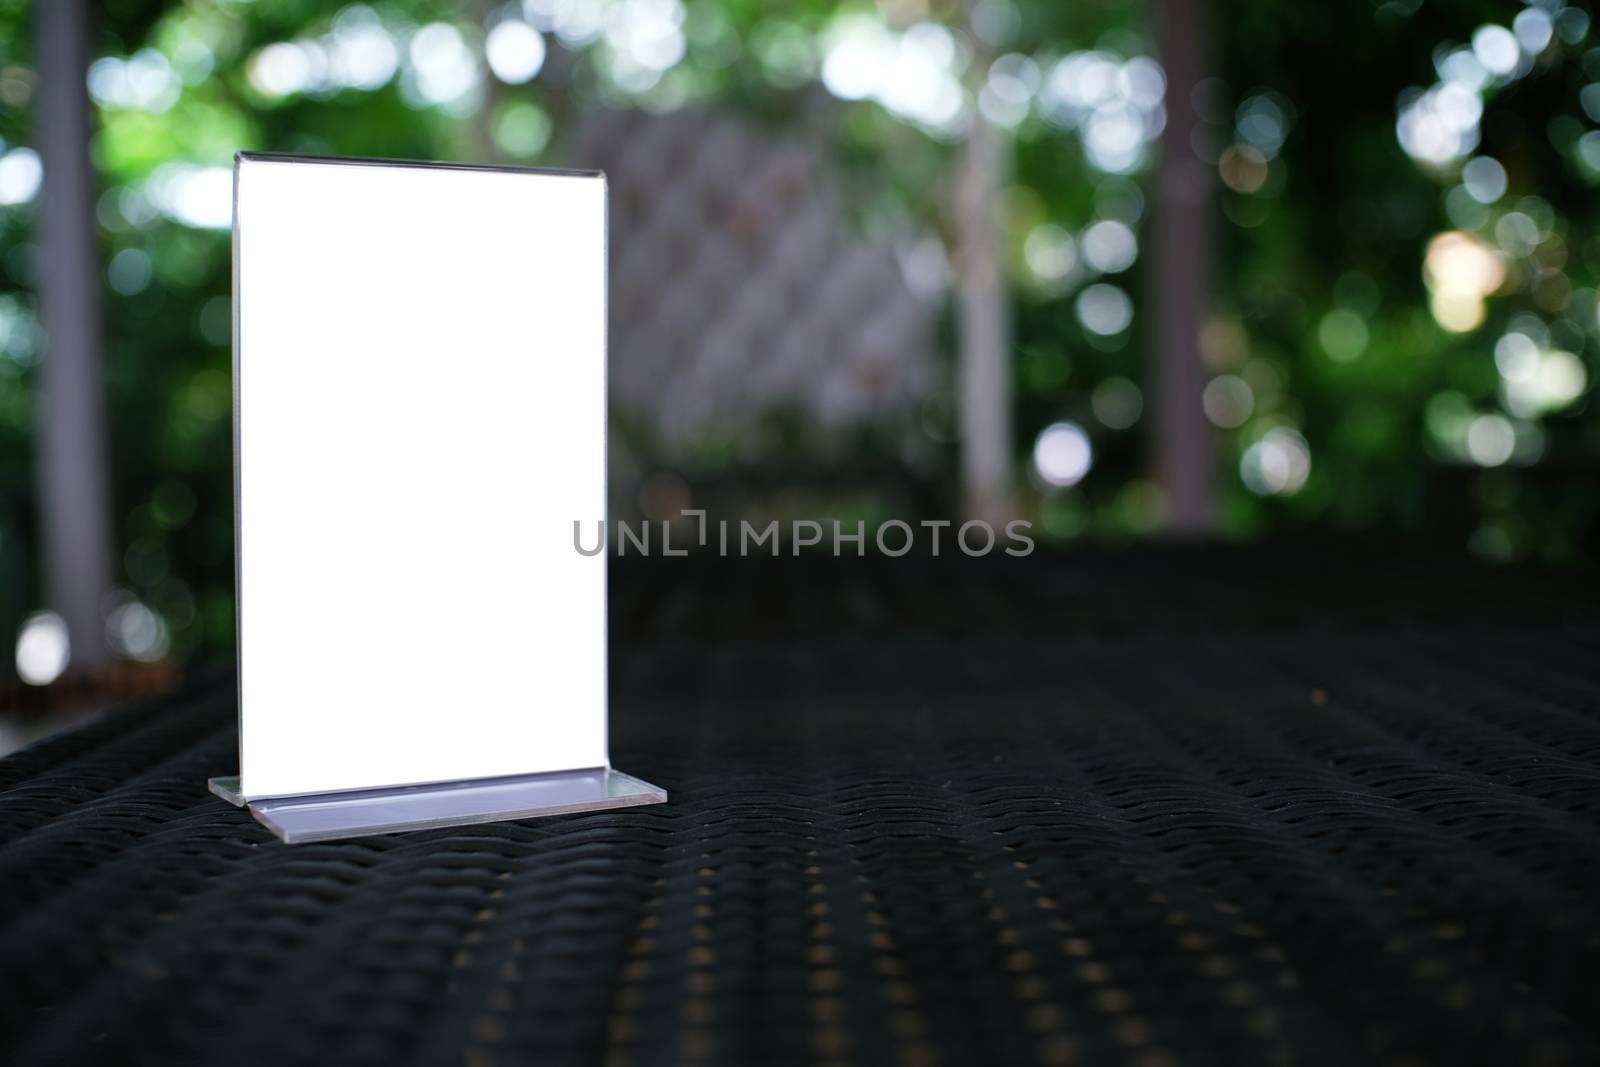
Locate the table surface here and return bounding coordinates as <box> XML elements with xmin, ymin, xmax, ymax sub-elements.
<box><xmin>2</xmin><ymin>546</ymin><xmax>1598</xmax><ymax>1066</ymax></box>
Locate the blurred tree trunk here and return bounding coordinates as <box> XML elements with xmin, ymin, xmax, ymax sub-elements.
<box><xmin>955</xmin><ymin>13</ymin><xmax>1014</xmax><ymax>527</ymax></box>
<box><xmin>1151</xmin><ymin>0</ymin><xmax>1214</xmax><ymax>534</ymax></box>
<box><xmin>35</xmin><ymin>0</ymin><xmax>113</xmax><ymax>668</ymax></box>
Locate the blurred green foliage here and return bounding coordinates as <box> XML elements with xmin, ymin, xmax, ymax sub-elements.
<box><xmin>0</xmin><ymin>0</ymin><xmax>1597</xmax><ymax>663</ymax></box>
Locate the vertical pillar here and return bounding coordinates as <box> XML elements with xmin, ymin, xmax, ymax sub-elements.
<box><xmin>35</xmin><ymin>0</ymin><xmax>114</xmax><ymax>668</ymax></box>
<box><xmin>1151</xmin><ymin>0</ymin><xmax>1214</xmax><ymax>534</ymax></box>
<box><xmin>955</xmin><ymin>13</ymin><xmax>1014</xmax><ymax>526</ymax></box>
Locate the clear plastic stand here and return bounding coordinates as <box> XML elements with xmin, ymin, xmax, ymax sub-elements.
<box><xmin>208</xmin><ymin>770</ymin><xmax>665</xmax><ymax>844</ymax></box>
<box><xmin>212</xmin><ymin>153</ymin><xmax>665</xmax><ymax>842</ymax></box>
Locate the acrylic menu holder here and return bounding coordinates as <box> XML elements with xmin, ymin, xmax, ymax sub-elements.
<box><xmin>209</xmin><ymin>152</ymin><xmax>664</xmax><ymax>843</ymax></box>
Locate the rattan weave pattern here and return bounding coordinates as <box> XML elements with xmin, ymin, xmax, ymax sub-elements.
<box><xmin>2</xmin><ymin>549</ymin><xmax>1598</xmax><ymax>1066</ymax></box>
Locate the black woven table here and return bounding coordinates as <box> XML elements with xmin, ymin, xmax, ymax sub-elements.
<box><xmin>3</xmin><ymin>547</ymin><xmax>1598</xmax><ymax>1066</ymax></box>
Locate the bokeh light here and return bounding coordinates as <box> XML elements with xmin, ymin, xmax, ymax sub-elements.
<box><xmin>1317</xmin><ymin>309</ymin><xmax>1369</xmax><ymax>362</ymax></box>
<box><xmin>1039</xmin><ymin>51</ymin><xmax>1166</xmax><ymax>173</ymax></box>
<box><xmin>1465</xmin><ymin>412</ymin><xmax>1515</xmax><ymax>466</ymax></box>
<box><xmin>1218</xmin><ymin>144</ymin><xmax>1268</xmax><ymax>193</ymax></box>
<box><xmin>1423</xmin><ymin>230</ymin><xmax>1504</xmax><ymax>332</ymax></box>
<box><xmin>1075</xmin><ymin>283</ymin><xmax>1133</xmax><ymax>336</ymax></box>
<box><xmin>1023</xmin><ymin>224</ymin><xmax>1077</xmax><ymax>286</ymax></box>
<box><xmin>89</xmin><ymin>49</ymin><xmax>181</xmax><ymax>112</ymax></box>
<box><xmin>15</xmin><ymin>611</ymin><xmax>69</xmax><ymax>687</ymax></box>
<box><xmin>0</xmin><ymin>148</ymin><xmax>41</xmax><ymax>205</ymax></box>
<box><xmin>1032</xmin><ymin>421</ymin><xmax>1093</xmax><ymax>488</ymax></box>
<box><xmin>406</xmin><ymin>22</ymin><xmax>480</xmax><ymax>109</ymax></box>
<box><xmin>820</xmin><ymin>16</ymin><xmax>962</xmax><ymax>135</ymax></box>
<box><xmin>144</xmin><ymin>163</ymin><xmax>232</xmax><ymax>229</ymax></box>
<box><xmin>106</xmin><ymin>598</ymin><xmax>172</xmax><ymax>662</ymax></box>
<box><xmin>1240</xmin><ymin>427</ymin><xmax>1311</xmax><ymax>497</ymax></box>
<box><xmin>1202</xmin><ymin>375</ymin><xmax>1254</xmax><ymax>429</ymax></box>
<box><xmin>1091</xmin><ymin>377</ymin><xmax>1142</xmax><ymax>430</ymax></box>
<box><xmin>486</xmin><ymin>20</ymin><xmax>547</xmax><ymax>84</ymax></box>
<box><xmin>1081</xmin><ymin>220</ymin><xmax>1137</xmax><ymax>274</ymax></box>
<box><xmin>1471</xmin><ymin>25</ymin><xmax>1521</xmax><ymax>78</ymax></box>
<box><xmin>1460</xmin><ymin>156</ymin><xmax>1507</xmax><ymax>204</ymax></box>
<box><xmin>1500</xmin><ymin>346</ymin><xmax>1588</xmax><ymax>417</ymax></box>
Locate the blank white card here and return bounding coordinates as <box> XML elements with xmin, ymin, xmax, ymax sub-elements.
<box><xmin>234</xmin><ymin>154</ymin><xmax>608</xmax><ymax>798</ymax></box>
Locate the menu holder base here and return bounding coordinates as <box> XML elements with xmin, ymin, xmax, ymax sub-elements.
<box><xmin>207</xmin><ymin>768</ymin><xmax>667</xmax><ymax>844</ymax></box>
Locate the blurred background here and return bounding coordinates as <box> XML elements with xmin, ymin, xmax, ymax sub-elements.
<box><xmin>1</xmin><ymin>0</ymin><xmax>1598</xmax><ymax>714</ymax></box>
